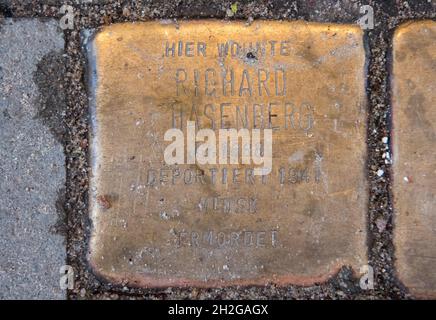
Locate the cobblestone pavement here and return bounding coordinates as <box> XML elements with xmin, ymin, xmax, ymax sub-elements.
<box><xmin>0</xmin><ymin>0</ymin><xmax>435</xmax><ymax>299</ymax></box>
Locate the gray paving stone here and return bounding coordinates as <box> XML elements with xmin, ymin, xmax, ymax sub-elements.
<box><xmin>0</xmin><ymin>19</ymin><xmax>66</xmax><ymax>299</ymax></box>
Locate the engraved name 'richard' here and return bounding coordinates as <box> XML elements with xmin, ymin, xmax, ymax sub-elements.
<box><xmin>175</xmin><ymin>68</ymin><xmax>288</xmax><ymax>98</ymax></box>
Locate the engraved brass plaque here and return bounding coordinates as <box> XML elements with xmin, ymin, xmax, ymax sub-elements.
<box><xmin>87</xmin><ymin>21</ymin><xmax>368</xmax><ymax>287</ymax></box>
<box><xmin>392</xmin><ymin>21</ymin><xmax>436</xmax><ymax>297</ymax></box>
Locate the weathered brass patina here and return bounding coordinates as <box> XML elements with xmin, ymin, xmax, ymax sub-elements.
<box><xmin>392</xmin><ymin>21</ymin><xmax>436</xmax><ymax>298</ymax></box>
<box><xmin>87</xmin><ymin>21</ymin><xmax>368</xmax><ymax>287</ymax></box>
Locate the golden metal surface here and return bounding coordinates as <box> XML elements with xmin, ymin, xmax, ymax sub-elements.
<box><xmin>87</xmin><ymin>20</ymin><xmax>368</xmax><ymax>287</ymax></box>
<box><xmin>392</xmin><ymin>21</ymin><xmax>436</xmax><ymax>298</ymax></box>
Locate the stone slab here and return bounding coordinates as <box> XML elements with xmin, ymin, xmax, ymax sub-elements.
<box><xmin>87</xmin><ymin>20</ymin><xmax>368</xmax><ymax>287</ymax></box>
<box><xmin>392</xmin><ymin>20</ymin><xmax>436</xmax><ymax>298</ymax></box>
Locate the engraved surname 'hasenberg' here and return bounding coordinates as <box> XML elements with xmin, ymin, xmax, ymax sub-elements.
<box><xmin>171</xmin><ymin>101</ymin><xmax>314</xmax><ymax>132</ymax></box>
